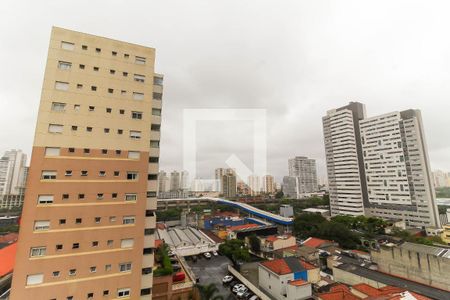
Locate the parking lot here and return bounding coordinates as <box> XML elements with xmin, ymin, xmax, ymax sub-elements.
<box><xmin>186</xmin><ymin>254</ymin><xmax>232</xmax><ymax>298</ymax></box>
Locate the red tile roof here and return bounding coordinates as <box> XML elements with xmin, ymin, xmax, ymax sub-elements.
<box><xmin>227</xmin><ymin>223</ymin><xmax>259</xmax><ymax>231</ymax></box>
<box><xmin>352</xmin><ymin>283</ymin><xmax>383</xmax><ymax>296</ymax></box>
<box><xmin>266</xmin><ymin>234</ymin><xmax>292</xmax><ymax>243</ymax></box>
<box><xmin>0</xmin><ymin>243</ymin><xmax>17</xmax><ymax>277</ymax></box>
<box><xmin>330</xmin><ymin>284</ymin><xmax>351</xmax><ymax>293</ymax></box>
<box><xmin>319</xmin><ymin>291</ymin><xmax>361</xmax><ymax>300</ymax></box>
<box><xmin>302</xmin><ymin>237</ymin><xmax>333</xmax><ymax>248</ymax></box>
<box><xmin>260</xmin><ymin>257</ymin><xmax>316</xmax><ymax>275</ymax></box>
<box><xmin>289</xmin><ymin>279</ymin><xmax>309</xmax><ymax>286</ymax></box>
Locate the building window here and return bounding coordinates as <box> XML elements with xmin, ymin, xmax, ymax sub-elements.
<box><xmin>105</xmin><ymin>264</ymin><xmax>112</xmax><ymax>271</ymax></box>
<box><xmin>86</xmin><ymin>127</ymin><xmax>93</xmax><ymax>132</ymax></box>
<box><xmin>112</xmin><ymin>51</ymin><xmax>117</xmax><ymax>56</ymax></box>
<box><xmin>91</xmin><ymin>86</ymin><xmax>97</xmax><ymax>91</ymax></box>
<box><xmin>52</xmin><ymin>271</ymin><xmax>60</xmax><ymax>277</ymax></box>
<box><xmin>95</xmin><ymin>217</ymin><xmax>101</xmax><ymax>223</ymax></box>
<box><xmin>26</xmin><ymin>273</ymin><xmax>44</xmax><ymax>285</ymax></box>
<box><xmin>144</xmin><ymin>228</ymin><xmax>155</xmax><ymax>235</ymax></box>
<box><xmin>147</xmin><ymin>191</ymin><xmax>157</xmax><ymax>198</ymax></box>
<box><xmin>123</xmin><ymin>71</ymin><xmax>128</xmax><ymax>77</ymax></box>
<box><xmin>41</xmin><ymin>171</ymin><xmax>57</xmax><ymax>180</ymax></box>
<box><xmin>117</xmin><ymin>129</ymin><xmax>123</xmax><ymax>134</ymax></box>
<box><xmin>69</xmin><ymin>269</ymin><xmax>77</xmax><ymax>276</ymax></box>
<box><xmin>75</xmin><ymin>218</ymin><xmax>82</xmax><ymax>224</ymax></box>
<box><xmin>146</xmin><ymin>210</ymin><xmax>155</xmax><ymax>217</ymax></box>
<box><xmin>131</xmin><ymin>111</ymin><xmax>143</xmax><ymax>119</ymax></box>
<box><xmin>106</xmin><ymin>108</ymin><xmax>112</xmax><ymax>113</ymax></box>
<box><xmin>48</xmin><ymin>124</ymin><xmax>63</xmax><ymax>133</ymax></box>
<box><xmin>140</xmin><ymin>288</ymin><xmax>152</xmax><ymax>296</ymax></box>
<box><xmin>95</xmin><ymin>48</ymin><xmax>101</xmax><ymax>53</ymax></box>
<box><xmin>77</xmin><ymin>84</ymin><xmax>83</xmax><ymax>89</ymax></box>
<box><xmin>82</xmin><ymin>45</ymin><xmax>88</xmax><ymax>50</ymax></box>
<box><xmin>61</xmin><ymin>41</ymin><xmax>75</xmax><ymax>50</ymax></box>
<box><xmin>135</xmin><ymin>56</ymin><xmax>146</xmax><ymax>64</ymax></box>
<box><xmin>151</xmin><ymin>124</ymin><xmax>161</xmax><ymax>131</ymax></box>
<box><xmin>58</xmin><ymin>61</ymin><xmax>72</xmax><ymax>70</ymax></box>
<box><xmin>88</xmin><ymin>106</ymin><xmax>95</xmax><ymax>111</ymax></box>
<box><xmin>103</xmin><ymin>290</ymin><xmax>109</xmax><ymax>296</ymax></box>
<box><xmin>127</xmin><ymin>172</ymin><xmax>138</xmax><ymax>180</ymax></box>
<box><xmin>114</xmin><ymin>171</ymin><xmax>120</xmax><ymax>176</ymax></box>
<box><xmin>44</xmin><ymin>147</ymin><xmax>60</xmax><ymax>156</ymax></box>
<box><xmin>51</xmin><ymin>102</ymin><xmax>66</xmax><ymax>112</ymax></box>
<box><xmin>102</xmin><ymin>149</ymin><xmax>108</xmax><ymax>154</ymax></box>
<box><xmin>104</xmin><ymin>128</ymin><xmax>110</xmax><ymax>133</ymax></box>
<box><xmin>110</xmin><ymin>69</ymin><xmax>116</xmax><ymax>75</ymax></box>
<box><xmin>121</xmin><ymin>238</ymin><xmax>134</xmax><ymax>248</ymax></box>
<box><xmin>62</xmin><ymin>194</ymin><xmax>69</xmax><ymax>200</ymax></box>
<box><xmin>55</xmin><ymin>81</ymin><xmax>69</xmax><ymax>91</ymax></box>
<box><xmin>65</xmin><ymin>170</ymin><xmax>72</xmax><ymax>176</ymax></box>
<box><xmin>108</xmin><ymin>88</ymin><xmax>114</xmax><ymax>94</ymax></box>
<box><xmin>150</xmin><ymin>140</ymin><xmax>160</xmax><ymax>148</ymax></box>
<box><xmin>72</xmin><ymin>243</ymin><xmax>80</xmax><ymax>249</ymax></box>
<box><xmin>107</xmin><ymin>240</ymin><xmax>113</xmax><ymax>246</ymax></box>
<box><xmin>143</xmin><ymin>248</ymin><xmax>153</xmax><ymax>255</ymax></box>
<box><xmin>125</xmin><ymin>194</ymin><xmax>137</xmax><ymax>201</ymax></box>
<box><xmin>117</xmin><ymin>288</ymin><xmax>131</xmax><ymax>298</ymax></box>
<box><xmin>56</xmin><ymin>244</ymin><xmax>63</xmax><ymax>251</ymax></box>
<box><xmin>153</xmin><ymin>92</ymin><xmax>163</xmax><ymax>100</ymax></box>
<box><xmin>59</xmin><ymin>219</ymin><xmax>66</xmax><ymax>225</ymax></box>
<box><xmin>128</xmin><ymin>151</ymin><xmax>140</xmax><ymax>159</ymax></box>
<box><xmin>90</xmin><ymin>266</ymin><xmax>97</xmax><ymax>273</ymax></box>
<box><xmin>93</xmin><ymin>66</ymin><xmax>99</xmax><ymax>71</ymax></box>
<box><xmin>78</xmin><ymin>194</ymin><xmax>85</xmax><ymax>199</ymax></box>
<box><xmin>30</xmin><ymin>247</ymin><xmax>46</xmax><ymax>257</ymax></box>
<box><xmin>37</xmin><ymin>195</ymin><xmax>54</xmax><ymax>204</ymax></box>
<box><xmin>34</xmin><ymin>220</ymin><xmax>50</xmax><ymax>231</ymax></box>
<box><xmin>71</xmin><ymin>125</ymin><xmax>78</xmax><ymax>131</ymax></box>
<box><xmin>153</xmin><ymin>76</ymin><xmax>163</xmax><ymax>85</ymax></box>
<box><xmin>133</xmin><ymin>74</ymin><xmax>145</xmax><ymax>83</ymax></box>
<box><xmin>81</xmin><ymin>170</ymin><xmax>88</xmax><ymax>176</ymax></box>
<box><xmin>124</xmin><ymin>53</ymin><xmax>130</xmax><ymax>58</ymax></box>
<box><xmin>92</xmin><ymin>241</ymin><xmax>99</xmax><ymax>247</ymax></box>
<box><xmin>148</xmin><ymin>174</ymin><xmax>158</xmax><ymax>180</ymax></box>
<box><xmin>123</xmin><ymin>216</ymin><xmax>135</xmax><ymax>225</ymax></box>
<box><xmin>152</xmin><ymin>108</ymin><xmax>162</xmax><ymax>116</ymax></box>
<box><xmin>121</xmin><ymin>90</ymin><xmax>127</xmax><ymax>96</ymax></box>
<box><xmin>112</xmin><ymin>193</ymin><xmax>118</xmax><ymax>199</ymax></box>
<box><xmin>119</xmin><ymin>109</ymin><xmax>125</xmax><ymax>115</ymax></box>
<box><xmin>149</xmin><ymin>157</ymin><xmax>159</xmax><ymax>163</ymax></box>
<box><xmin>116</xmin><ymin>150</ymin><xmax>122</xmax><ymax>155</ymax></box>
<box><xmin>79</xmin><ymin>64</ymin><xmax>85</xmax><ymax>69</ymax></box>
<box><xmin>74</xmin><ymin>104</ymin><xmax>80</xmax><ymax>111</ymax></box>
<box><xmin>99</xmin><ymin>171</ymin><xmax>106</xmax><ymax>176</ymax></box>
<box><xmin>132</xmin><ymin>92</ymin><xmax>144</xmax><ymax>100</ymax></box>
<box><xmin>119</xmin><ymin>262</ymin><xmax>132</xmax><ymax>272</ymax></box>
<box><xmin>130</xmin><ymin>130</ymin><xmax>141</xmax><ymax>139</ymax></box>
<box><xmin>97</xmin><ymin>193</ymin><xmax>104</xmax><ymax>200</ymax></box>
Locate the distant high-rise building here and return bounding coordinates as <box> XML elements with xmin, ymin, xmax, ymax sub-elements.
<box><xmin>433</xmin><ymin>170</ymin><xmax>450</xmax><ymax>188</ymax></box>
<box><xmin>262</xmin><ymin>175</ymin><xmax>275</xmax><ymax>194</ymax></box>
<box><xmin>288</xmin><ymin>156</ymin><xmax>318</xmax><ymax>194</ymax></box>
<box><xmin>11</xmin><ymin>27</ymin><xmax>161</xmax><ymax>299</ymax></box>
<box><xmin>215</xmin><ymin>167</ymin><xmax>235</xmax><ymax>192</ymax></box>
<box><xmin>248</xmin><ymin>175</ymin><xmax>260</xmax><ymax>196</ymax></box>
<box><xmin>0</xmin><ymin>149</ymin><xmax>27</xmax><ymax>196</ymax></box>
<box><xmin>282</xmin><ymin>176</ymin><xmax>298</xmax><ymax>199</ymax></box>
<box><xmin>323</xmin><ymin>102</ymin><xmax>440</xmax><ymax>228</ymax></box>
<box><xmin>158</xmin><ymin>170</ymin><xmax>170</xmax><ymax>195</ymax></box>
<box><xmin>180</xmin><ymin>170</ymin><xmax>190</xmax><ymax>190</ymax></box>
<box><xmin>222</xmin><ymin>173</ymin><xmax>237</xmax><ymax>198</ymax></box>
<box><xmin>170</xmin><ymin>170</ymin><xmax>181</xmax><ymax>191</ymax></box>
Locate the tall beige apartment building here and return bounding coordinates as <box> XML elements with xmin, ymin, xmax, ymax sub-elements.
<box><xmin>11</xmin><ymin>27</ymin><xmax>162</xmax><ymax>300</ymax></box>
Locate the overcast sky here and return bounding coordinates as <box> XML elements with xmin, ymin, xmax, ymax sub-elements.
<box><xmin>1</xmin><ymin>0</ymin><xmax>450</xmax><ymax>182</ymax></box>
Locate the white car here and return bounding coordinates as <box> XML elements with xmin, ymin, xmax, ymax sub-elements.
<box><xmin>222</xmin><ymin>275</ymin><xmax>233</xmax><ymax>284</ymax></box>
<box><xmin>203</xmin><ymin>252</ymin><xmax>212</xmax><ymax>259</ymax></box>
<box><xmin>249</xmin><ymin>296</ymin><xmax>259</xmax><ymax>300</ymax></box>
<box><xmin>236</xmin><ymin>288</ymin><xmax>248</xmax><ymax>298</ymax></box>
<box><xmin>212</xmin><ymin>251</ymin><xmax>218</xmax><ymax>256</ymax></box>
<box><xmin>232</xmin><ymin>284</ymin><xmax>245</xmax><ymax>293</ymax></box>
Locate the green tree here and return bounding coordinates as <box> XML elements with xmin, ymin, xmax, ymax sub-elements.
<box><xmin>293</xmin><ymin>213</ymin><xmax>327</xmax><ymax>238</ymax></box>
<box><xmin>318</xmin><ymin>221</ymin><xmax>361</xmax><ymax>249</ymax></box>
<box><xmin>248</xmin><ymin>234</ymin><xmax>261</xmax><ymax>253</ymax></box>
<box><xmin>275</xmin><ymin>191</ymin><xmax>284</xmax><ymax>199</ymax></box>
<box><xmin>218</xmin><ymin>239</ymin><xmax>251</xmax><ymax>262</ymax></box>
<box><xmin>196</xmin><ymin>283</ymin><xmax>224</xmax><ymax>300</ymax></box>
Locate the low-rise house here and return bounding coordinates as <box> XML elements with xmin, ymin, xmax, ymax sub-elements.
<box><xmin>258</xmin><ymin>256</ymin><xmax>320</xmax><ymax>300</ymax></box>
<box><xmin>302</xmin><ymin>237</ymin><xmax>338</xmax><ymax>251</ymax></box>
<box><xmin>247</xmin><ymin>234</ymin><xmax>296</xmax><ymax>259</ymax></box>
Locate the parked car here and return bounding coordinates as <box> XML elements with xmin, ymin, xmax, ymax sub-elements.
<box><xmin>241</xmin><ymin>291</ymin><xmax>251</xmax><ymax>299</ymax></box>
<box><xmin>222</xmin><ymin>275</ymin><xmax>233</xmax><ymax>284</ymax></box>
<box><xmin>172</xmin><ymin>272</ymin><xmax>185</xmax><ymax>282</ymax></box>
<box><xmin>212</xmin><ymin>251</ymin><xmax>218</xmax><ymax>256</ymax></box>
<box><xmin>172</xmin><ymin>264</ymin><xmax>181</xmax><ymax>271</ymax></box>
<box><xmin>203</xmin><ymin>252</ymin><xmax>212</xmax><ymax>259</ymax></box>
<box><xmin>232</xmin><ymin>284</ymin><xmax>245</xmax><ymax>293</ymax></box>
<box><xmin>248</xmin><ymin>296</ymin><xmax>260</xmax><ymax>300</ymax></box>
<box><xmin>236</xmin><ymin>288</ymin><xmax>249</xmax><ymax>298</ymax></box>
<box><xmin>229</xmin><ymin>281</ymin><xmax>239</xmax><ymax>290</ymax></box>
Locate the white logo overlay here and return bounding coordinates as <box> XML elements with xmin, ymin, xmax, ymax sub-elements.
<box><xmin>182</xmin><ymin>109</ymin><xmax>267</xmax><ymax>190</ymax></box>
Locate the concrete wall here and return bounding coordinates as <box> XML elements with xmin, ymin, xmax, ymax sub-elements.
<box><xmin>371</xmin><ymin>246</ymin><xmax>450</xmax><ymax>290</ymax></box>
<box><xmin>228</xmin><ymin>265</ymin><xmax>270</xmax><ymax>300</ymax></box>
<box><xmin>333</xmin><ymin>267</ymin><xmax>387</xmax><ymax>288</ymax></box>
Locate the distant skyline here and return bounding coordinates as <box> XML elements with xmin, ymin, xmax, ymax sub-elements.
<box><xmin>1</xmin><ymin>1</ymin><xmax>450</xmax><ymax>182</ymax></box>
